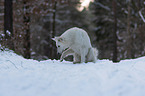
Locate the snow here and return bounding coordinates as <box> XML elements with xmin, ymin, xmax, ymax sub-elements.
<box><xmin>6</xmin><ymin>30</ymin><xmax>11</xmax><ymax>36</ymax></box>
<box><xmin>0</xmin><ymin>50</ymin><xmax>145</xmax><ymax>96</ymax></box>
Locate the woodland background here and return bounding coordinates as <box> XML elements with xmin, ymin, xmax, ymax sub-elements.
<box><xmin>0</xmin><ymin>0</ymin><xmax>145</xmax><ymax>62</ymax></box>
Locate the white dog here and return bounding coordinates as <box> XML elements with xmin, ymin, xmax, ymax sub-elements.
<box><xmin>52</xmin><ymin>27</ymin><xmax>98</xmax><ymax>63</ymax></box>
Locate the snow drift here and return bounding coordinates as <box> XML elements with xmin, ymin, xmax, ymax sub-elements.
<box><xmin>0</xmin><ymin>50</ymin><xmax>145</xmax><ymax>96</ymax></box>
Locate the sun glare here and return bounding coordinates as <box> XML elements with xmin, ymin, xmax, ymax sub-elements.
<box><xmin>77</xmin><ymin>0</ymin><xmax>94</xmax><ymax>11</ymax></box>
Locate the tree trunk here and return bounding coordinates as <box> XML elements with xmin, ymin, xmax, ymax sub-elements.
<box><xmin>4</xmin><ymin>0</ymin><xmax>14</xmax><ymax>49</ymax></box>
<box><xmin>4</xmin><ymin>0</ymin><xmax>13</xmax><ymax>37</ymax></box>
<box><xmin>112</xmin><ymin>0</ymin><xmax>118</xmax><ymax>62</ymax></box>
<box><xmin>23</xmin><ymin>0</ymin><xmax>30</xmax><ymax>59</ymax></box>
<box><xmin>51</xmin><ymin>0</ymin><xmax>57</xmax><ymax>59</ymax></box>
<box><xmin>126</xmin><ymin>0</ymin><xmax>134</xmax><ymax>58</ymax></box>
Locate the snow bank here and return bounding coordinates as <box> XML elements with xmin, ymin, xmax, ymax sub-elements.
<box><xmin>0</xmin><ymin>50</ymin><xmax>145</xmax><ymax>96</ymax></box>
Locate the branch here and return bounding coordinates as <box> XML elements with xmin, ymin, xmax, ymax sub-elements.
<box><xmin>139</xmin><ymin>8</ymin><xmax>145</xmax><ymax>23</ymax></box>
<box><xmin>94</xmin><ymin>2</ymin><xmax>111</xmax><ymax>11</ymax></box>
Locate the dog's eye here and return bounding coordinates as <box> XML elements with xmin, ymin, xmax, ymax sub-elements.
<box><xmin>58</xmin><ymin>45</ymin><xmax>60</xmax><ymax>47</ymax></box>
<box><xmin>58</xmin><ymin>38</ymin><xmax>63</xmax><ymax>42</ymax></box>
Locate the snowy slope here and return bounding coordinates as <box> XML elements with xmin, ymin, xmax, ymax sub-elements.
<box><xmin>0</xmin><ymin>50</ymin><xmax>145</xmax><ymax>96</ymax></box>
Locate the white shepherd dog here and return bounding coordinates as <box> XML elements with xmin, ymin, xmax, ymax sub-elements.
<box><xmin>52</xmin><ymin>27</ymin><xmax>98</xmax><ymax>63</ymax></box>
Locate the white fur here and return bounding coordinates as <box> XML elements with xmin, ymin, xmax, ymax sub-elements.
<box><xmin>52</xmin><ymin>27</ymin><xmax>98</xmax><ymax>63</ymax></box>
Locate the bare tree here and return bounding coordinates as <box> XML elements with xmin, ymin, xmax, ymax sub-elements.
<box><xmin>51</xmin><ymin>0</ymin><xmax>57</xmax><ymax>58</ymax></box>
<box><xmin>126</xmin><ymin>0</ymin><xmax>134</xmax><ymax>58</ymax></box>
<box><xmin>23</xmin><ymin>0</ymin><xmax>30</xmax><ymax>59</ymax></box>
<box><xmin>112</xmin><ymin>0</ymin><xmax>118</xmax><ymax>62</ymax></box>
<box><xmin>4</xmin><ymin>0</ymin><xmax>14</xmax><ymax>49</ymax></box>
<box><xmin>4</xmin><ymin>0</ymin><xmax>13</xmax><ymax>38</ymax></box>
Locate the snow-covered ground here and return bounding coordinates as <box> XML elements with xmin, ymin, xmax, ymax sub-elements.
<box><xmin>0</xmin><ymin>50</ymin><xmax>145</xmax><ymax>96</ymax></box>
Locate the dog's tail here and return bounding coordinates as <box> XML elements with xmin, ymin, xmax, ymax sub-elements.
<box><xmin>92</xmin><ymin>47</ymin><xmax>98</xmax><ymax>59</ymax></box>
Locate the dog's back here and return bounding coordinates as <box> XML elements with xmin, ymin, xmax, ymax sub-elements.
<box><xmin>61</xmin><ymin>27</ymin><xmax>92</xmax><ymax>48</ymax></box>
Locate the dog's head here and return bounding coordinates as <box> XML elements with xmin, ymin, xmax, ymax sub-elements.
<box><xmin>52</xmin><ymin>37</ymin><xmax>69</xmax><ymax>53</ymax></box>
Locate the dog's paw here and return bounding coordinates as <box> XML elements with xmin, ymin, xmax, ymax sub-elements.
<box><xmin>73</xmin><ymin>61</ymin><xmax>81</xmax><ymax>64</ymax></box>
<box><xmin>60</xmin><ymin>59</ymin><xmax>63</xmax><ymax>62</ymax></box>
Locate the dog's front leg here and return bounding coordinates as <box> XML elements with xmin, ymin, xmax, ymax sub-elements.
<box><xmin>80</xmin><ymin>48</ymin><xmax>86</xmax><ymax>63</ymax></box>
<box><xmin>60</xmin><ymin>48</ymin><xmax>74</xmax><ymax>62</ymax></box>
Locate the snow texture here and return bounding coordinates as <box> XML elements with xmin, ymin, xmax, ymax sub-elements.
<box><xmin>0</xmin><ymin>50</ymin><xmax>145</xmax><ymax>96</ymax></box>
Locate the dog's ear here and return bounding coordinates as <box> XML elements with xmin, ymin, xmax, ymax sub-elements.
<box><xmin>52</xmin><ymin>37</ymin><xmax>59</xmax><ymax>41</ymax></box>
<box><xmin>52</xmin><ymin>37</ymin><xmax>64</xmax><ymax>42</ymax></box>
<box><xmin>52</xmin><ymin>37</ymin><xmax>56</xmax><ymax>41</ymax></box>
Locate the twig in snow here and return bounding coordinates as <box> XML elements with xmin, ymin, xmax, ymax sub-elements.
<box><xmin>20</xmin><ymin>61</ymin><xmax>24</xmax><ymax>68</ymax></box>
<box><xmin>6</xmin><ymin>60</ymin><xmax>18</xmax><ymax>69</ymax></box>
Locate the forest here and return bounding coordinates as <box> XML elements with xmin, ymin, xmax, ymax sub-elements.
<box><xmin>0</xmin><ymin>0</ymin><xmax>145</xmax><ymax>62</ymax></box>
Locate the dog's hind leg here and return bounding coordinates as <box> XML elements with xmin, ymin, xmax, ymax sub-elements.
<box><xmin>60</xmin><ymin>48</ymin><xmax>74</xmax><ymax>62</ymax></box>
<box><xmin>80</xmin><ymin>48</ymin><xmax>87</xmax><ymax>63</ymax></box>
<box><xmin>73</xmin><ymin>53</ymin><xmax>81</xmax><ymax>64</ymax></box>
